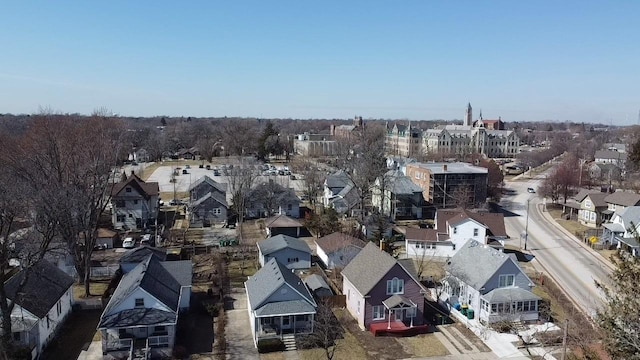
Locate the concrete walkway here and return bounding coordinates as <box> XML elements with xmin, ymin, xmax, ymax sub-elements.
<box><xmin>225</xmin><ymin>288</ymin><xmax>259</xmax><ymax>360</ymax></box>
<box><xmin>77</xmin><ymin>340</ymin><xmax>102</xmax><ymax>360</ymax></box>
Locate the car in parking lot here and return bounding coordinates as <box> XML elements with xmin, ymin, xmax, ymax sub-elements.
<box><xmin>527</xmin><ymin>187</ymin><xmax>536</xmax><ymax>193</ymax></box>
<box><xmin>122</xmin><ymin>237</ymin><xmax>135</xmax><ymax>249</ymax></box>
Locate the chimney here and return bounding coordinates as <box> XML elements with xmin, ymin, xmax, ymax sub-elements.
<box><xmin>380</xmin><ymin>239</ymin><xmax>384</xmax><ymax>251</ymax></box>
<box><xmin>443</xmin><ymin>164</ymin><xmax>448</xmax><ymax>172</ymax></box>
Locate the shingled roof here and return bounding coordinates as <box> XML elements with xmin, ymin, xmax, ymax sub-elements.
<box><xmin>604</xmin><ymin>192</ymin><xmax>640</xmax><ymax>207</ymax></box>
<box><xmin>315</xmin><ymin>232</ymin><xmax>366</xmax><ymax>254</ymax></box>
<box><xmin>436</xmin><ymin>208</ymin><xmax>507</xmax><ymax>237</ymax></box>
<box><xmin>111</xmin><ymin>174</ymin><xmax>159</xmax><ymax>198</ymax></box>
<box><xmin>4</xmin><ymin>260</ymin><xmax>74</xmax><ymax>319</ymax></box>
<box><xmin>446</xmin><ymin>239</ymin><xmax>519</xmax><ymax>290</ymax></box>
<box><xmin>257</xmin><ymin>234</ymin><xmax>311</xmax><ymax>256</ymax></box>
<box><xmin>404</xmin><ymin>228</ymin><xmax>450</xmax><ymax>242</ymax></box>
<box><xmin>188</xmin><ymin>175</ymin><xmax>227</xmax><ymax>194</ymax></box>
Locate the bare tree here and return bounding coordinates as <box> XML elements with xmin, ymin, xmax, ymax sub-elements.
<box><xmin>300</xmin><ymin>298</ymin><xmax>343</xmax><ymax>360</ymax></box>
<box><xmin>291</xmin><ymin>156</ymin><xmax>325</xmax><ymax>209</ymax></box>
<box><xmin>227</xmin><ymin>158</ymin><xmax>259</xmax><ymax>225</ymax></box>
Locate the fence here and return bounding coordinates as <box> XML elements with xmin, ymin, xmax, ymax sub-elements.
<box><xmin>91</xmin><ymin>265</ymin><xmax>119</xmax><ymax>278</ymax></box>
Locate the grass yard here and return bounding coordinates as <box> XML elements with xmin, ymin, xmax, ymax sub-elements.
<box><xmin>227</xmin><ymin>258</ymin><xmax>258</xmax><ymax>288</ymax></box>
<box><xmin>396</xmin><ymin>334</ymin><xmax>449</xmax><ymax>358</ymax></box>
<box><xmin>73</xmin><ymin>279</ymin><xmax>110</xmax><ymax>298</ymax></box>
<box><xmin>259</xmin><ymin>352</ymin><xmax>287</xmax><ymax>360</ymax></box>
<box><xmin>298</xmin><ymin>327</ymin><xmax>368</xmax><ymax>360</ymax></box>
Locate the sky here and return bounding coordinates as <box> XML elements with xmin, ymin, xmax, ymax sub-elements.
<box><xmin>0</xmin><ymin>1</ymin><xmax>639</xmax><ymax>124</ymax></box>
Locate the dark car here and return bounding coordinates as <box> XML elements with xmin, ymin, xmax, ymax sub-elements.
<box><xmin>527</xmin><ymin>187</ymin><xmax>536</xmax><ymax>193</ymax></box>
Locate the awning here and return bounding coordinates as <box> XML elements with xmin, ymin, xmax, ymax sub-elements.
<box><xmin>562</xmin><ymin>202</ymin><xmax>581</xmax><ymax>210</ymax></box>
<box><xmin>383</xmin><ymin>295</ymin><xmax>416</xmax><ymax>309</ymax></box>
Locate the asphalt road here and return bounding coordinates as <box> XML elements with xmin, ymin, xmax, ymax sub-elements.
<box><xmin>500</xmin><ymin>173</ymin><xmax>612</xmax><ymax>318</ymax></box>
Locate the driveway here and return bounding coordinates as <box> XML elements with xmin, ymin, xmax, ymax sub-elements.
<box><xmin>225</xmin><ymin>287</ymin><xmax>259</xmax><ymax>360</ymax></box>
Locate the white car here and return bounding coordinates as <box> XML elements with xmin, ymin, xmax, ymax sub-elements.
<box><xmin>122</xmin><ymin>237</ymin><xmax>135</xmax><ymax>249</ymax></box>
<box><xmin>527</xmin><ymin>187</ymin><xmax>536</xmax><ymax>193</ymax></box>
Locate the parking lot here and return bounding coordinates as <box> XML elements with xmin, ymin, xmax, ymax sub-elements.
<box><xmin>145</xmin><ymin>163</ymin><xmax>306</xmax><ymax>202</ymax></box>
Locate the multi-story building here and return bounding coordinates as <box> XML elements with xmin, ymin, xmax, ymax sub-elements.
<box><xmin>385</xmin><ymin>104</ymin><xmax>520</xmax><ymax>159</ymax></box>
<box><xmin>111</xmin><ymin>173</ymin><xmax>160</xmax><ymax>230</ymax></box>
<box><xmin>405</xmin><ymin>162</ymin><xmax>488</xmax><ymax>210</ymax></box>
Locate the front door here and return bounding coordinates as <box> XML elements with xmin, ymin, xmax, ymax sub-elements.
<box><xmin>282</xmin><ymin>316</ymin><xmax>291</xmax><ymax>329</ymax></box>
<box><xmin>394</xmin><ymin>309</ymin><xmax>403</xmax><ymax>321</ymax></box>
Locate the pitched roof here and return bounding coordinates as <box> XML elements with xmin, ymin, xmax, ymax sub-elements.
<box><xmin>325</xmin><ymin>170</ymin><xmax>352</xmax><ymax>189</ymax></box>
<box><xmin>159</xmin><ymin>261</ymin><xmax>193</xmax><ymax>287</ymax></box>
<box><xmin>188</xmin><ymin>175</ymin><xmax>227</xmax><ymax>194</ymax></box>
<box><xmin>573</xmin><ymin>189</ymin><xmax>598</xmax><ymax>202</ymax></box>
<box><xmin>315</xmin><ymin>232</ymin><xmax>366</xmax><ymax>254</ymax></box>
<box><xmin>97</xmin><ymin>228</ymin><xmax>117</xmax><ymax>238</ymax></box>
<box><xmin>101</xmin><ymin>256</ymin><xmax>183</xmax><ymax>326</ymax></box>
<box><xmin>245</xmin><ymin>258</ymin><xmax>316</xmax><ymax>312</ymax></box>
<box><xmin>257</xmin><ymin>234</ymin><xmax>311</xmax><ymax>255</ymax></box>
<box><xmin>595</xmin><ymin>150</ymin><xmax>627</xmax><ymax>161</ymax></box>
<box><xmin>436</xmin><ymin>208</ymin><xmax>507</xmax><ymax>237</ymax></box>
<box><xmin>616</xmin><ymin>206</ymin><xmax>640</xmax><ymax>228</ymax></box>
<box><xmin>604</xmin><ymin>192</ymin><xmax>640</xmax><ymax>207</ymax></box>
<box><xmin>99</xmin><ymin>308</ymin><xmax>177</xmax><ymax>328</ymax></box>
<box><xmin>585</xmin><ymin>192</ymin><xmax>608</xmax><ymax>207</ymax></box>
<box><xmin>111</xmin><ymin>174</ymin><xmax>159</xmax><ymax>198</ymax></box>
<box><xmin>190</xmin><ymin>191</ymin><xmax>228</xmax><ymax>208</ymax></box>
<box><xmin>483</xmin><ymin>287</ymin><xmax>540</xmax><ymax>303</ymax></box>
<box><xmin>304</xmin><ymin>274</ymin><xmax>332</xmax><ymax>293</ymax></box>
<box><xmin>383</xmin><ymin>170</ymin><xmax>424</xmax><ymax>194</ymax></box>
<box><xmin>119</xmin><ymin>246</ymin><xmax>167</xmax><ymax>264</ymax></box>
<box><xmin>341</xmin><ymin>242</ymin><xmax>423</xmax><ymax>296</ymax></box>
<box><xmin>4</xmin><ymin>260</ymin><xmax>74</xmax><ymax>319</ymax></box>
<box><xmin>445</xmin><ymin>239</ymin><xmax>516</xmax><ymax>290</ymax></box>
<box><xmin>264</xmin><ymin>214</ymin><xmax>303</xmax><ymax>229</ymax></box>
<box><xmin>404</xmin><ymin>228</ymin><xmax>450</xmax><ymax>242</ymax></box>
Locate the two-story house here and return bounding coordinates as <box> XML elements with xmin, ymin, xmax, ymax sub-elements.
<box><xmin>601</xmin><ymin>206</ymin><xmax>640</xmax><ymax>257</ymax></box>
<box><xmin>342</xmin><ymin>243</ymin><xmax>428</xmax><ymax>335</ymax></box>
<box><xmin>111</xmin><ymin>173</ymin><xmax>159</xmax><ymax>231</ymax></box>
<box><xmin>576</xmin><ymin>191</ymin><xmax>608</xmax><ymax>228</ymax></box>
<box><xmin>371</xmin><ymin>170</ymin><xmax>424</xmax><ymax>220</ymax></box>
<box><xmin>323</xmin><ymin>170</ymin><xmax>359</xmax><ymax>216</ymax></box>
<box><xmin>439</xmin><ymin>240</ymin><xmax>540</xmax><ymax>325</ymax></box>
<box><xmin>245</xmin><ymin>180</ymin><xmax>300</xmax><ymax>219</ymax></box>
<box><xmin>257</xmin><ymin>234</ymin><xmax>312</xmax><ymax>270</ymax></box>
<box><xmin>188</xmin><ymin>176</ymin><xmax>229</xmax><ymax>227</ymax></box>
<box><xmin>604</xmin><ymin>191</ymin><xmax>640</xmax><ymax>214</ymax></box>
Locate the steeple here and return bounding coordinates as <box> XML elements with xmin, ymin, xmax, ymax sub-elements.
<box><xmin>465</xmin><ymin>103</ymin><xmax>472</xmax><ymax>127</ymax></box>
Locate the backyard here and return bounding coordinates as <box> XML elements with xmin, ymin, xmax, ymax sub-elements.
<box><xmin>40</xmin><ymin>310</ymin><xmax>102</xmax><ymax>360</ymax></box>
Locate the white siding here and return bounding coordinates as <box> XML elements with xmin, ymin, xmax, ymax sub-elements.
<box><xmin>35</xmin><ymin>286</ymin><xmax>73</xmax><ymax>355</ymax></box>
<box><xmin>448</xmin><ymin>219</ymin><xmax>486</xmax><ymax>243</ymax></box>
<box><xmin>316</xmin><ymin>245</ymin><xmax>330</xmax><ymax>269</ymax></box>
<box><xmin>342</xmin><ymin>277</ymin><xmax>365</xmax><ymax>330</ymax></box>
<box><xmin>109</xmin><ymin>288</ymin><xmax>173</xmax><ymax>315</ymax></box>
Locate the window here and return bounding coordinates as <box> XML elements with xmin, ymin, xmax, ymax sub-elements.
<box><xmin>128</xmin><ymin>214</ymin><xmax>133</xmax><ymax>218</ymax></box>
<box><xmin>357</xmin><ymin>301</ymin><xmax>360</xmax><ymax>314</ymax></box>
<box><xmin>135</xmin><ymin>298</ymin><xmax>144</xmax><ymax>307</ymax></box>
<box><xmin>453</xmin><ymin>227</ymin><xmax>457</xmax><ymax>234</ymax></box>
<box><xmin>406</xmin><ymin>307</ymin><xmax>416</xmax><ymax>318</ymax></box>
<box><xmin>585</xmin><ymin>200</ymin><xmax>592</xmax><ymax>208</ymax></box>
<box><xmin>473</xmin><ymin>228</ymin><xmax>479</xmax><ymax>237</ymax></box>
<box><xmin>498</xmin><ymin>274</ymin><xmax>515</xmax><ymax>288</ymax></box>
<box><xmin>119</xmin><ymin>329</ymin><xmax>128</xmax><ymax>337</ymax></box>
<box><xmin>590</xmin><ymin>212</ymin><xmax>596</xmax><ymax>221</ymax></box>
<box><xmin>133</xmin><ymin>200</ymin><xmax>138</xmax><ymax>205</ymax></box>
<box><xmin>481</xmin><ymin>299</ymin><xmax>489</xmax><ymax>312</ymax></box>
<box><xmin>126</xmin><ymin>187</ymin><xmax>132</xmax><ymax>193</ymax></box>
<box><xmin>287</xmin><ymin>257</ymin><xmax>299</xmax><ymax>263</ymax></box>
<box><xmin>56</xmin><ymin>300</ymin><xmax>62</xmax><ymax>316</ymax></box>
<box><xmin>212</xmin><ymin>208</ymin><xmax>221</xmax><ymax>215</ymax></box>
<box><xmin>154</xmin><ymin>326</ymin><xmax>166</xmax><ymax>333</ymax></box>
<box><xmin>372</xmin><ymin>305</ymin><xmax>385</xmax><ymax>320</ymax></box>
<box><xmin>116</xmin><ymin>215</ymin><xmax>125</xmax><ymax>222</ymax></box>
<box><xmin>386</xmin><ymin>277</ymin><xmax>404</xmax><ymax>295</ymax></box>
<box><xmin>46</xmin><ymin>317</ymin><xmax>50</xmax><ymax>329</ymax></box>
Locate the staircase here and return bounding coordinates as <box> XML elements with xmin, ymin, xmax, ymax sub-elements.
<box><xmin>282</xmin><ymin>335</ymin><xmax>297</xmax><ymax>351</ymax></box>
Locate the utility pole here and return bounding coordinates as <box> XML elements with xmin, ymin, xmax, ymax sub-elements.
<box><xmin>561</xmin><ymin>318</ymin><xmax>569</xmax><ymax>360</ymax></box>
<box><xmin>524</xmin><ymin>198</ymin><xmax>531</xmax><ymax>250</ymax></box>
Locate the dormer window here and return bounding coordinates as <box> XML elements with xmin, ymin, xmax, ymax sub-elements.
<box><xmin>386</xmin><ymin>277</ymin><xmax>404</xmax><ymax>295</ymax></box>
<box><xmin>473</xmin><ymin>228</ymin><xmax>479</xmax><ymax>237</ymax></box>
<box><xmin>453</xmin><ymin>227</ymin><xmax>457</xmax><ymax>234</ymax></box>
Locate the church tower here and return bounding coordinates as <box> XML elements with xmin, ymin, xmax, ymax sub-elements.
<box><xmin>465</xmin><ymin>103</ymin><xmax>472</xmax><ymax>127</ymax></box>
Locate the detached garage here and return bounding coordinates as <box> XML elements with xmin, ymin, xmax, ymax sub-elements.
<box><xmin>264</xmin><ymin>214</ymin><xmax>304</xmax><ymax>237</ymax></box>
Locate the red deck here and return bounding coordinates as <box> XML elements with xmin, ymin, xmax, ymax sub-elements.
<box><xmin>369</xmin><ymin>321</ymin><xmax>430</xmax><ymax>336</ymax></box>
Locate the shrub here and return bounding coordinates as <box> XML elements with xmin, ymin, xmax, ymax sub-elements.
<box><xmin>257</xmin><ymin>338</ymin><xmax>285</xmax><ymax>353</ymax></box>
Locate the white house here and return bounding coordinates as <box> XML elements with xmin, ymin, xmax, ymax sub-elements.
<box><xmin>4</xmin><ymin>260</ymin><xmax>75</xmax><ymax>360</ymax></box>
<box><xmin>602</xmin><ymin>206</ymin><xmax>640</xmax><ymax>257</ymax></box>
<box><xmin>404</xmin><ymin>228</ymin><xmax>454</xmax><ymax>258</ymax></box>
<box><xmin>111</xmin><ymin>173</ymin><xmax>159</xmax><ymax>231</ymax></box>
<box><xmin>315</xmin><ymin>232</ymin><xmax>366</xmax><ymax>269</ymax></box>
<box><xmin>439</xmin><ymin>240</ymin><xmax>540</xmax><ymax>325</ymax></box>
<box><xmin>257</xmin><ymin>234</ymin><xmax>312</xmax><ymax>270</ymax></box>
<box><xmin>98</xmin><ymin>256</ymin><xmax>192</xmax><ymax>359</ymax></box>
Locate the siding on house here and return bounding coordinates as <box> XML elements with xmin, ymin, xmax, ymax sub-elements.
<box><xmin>343</xmin><ymin>276</ymin><xmax>365</xmax><ymax>329</ymax></box>
<box><xmin>483</xmin><ymin>261</ymin><xmax>533</xmax><ymax>293</ymax></box>
<box><xmin>260</xmin><ymin>248</ymin><xmax>311</xmax><ymax>270</ymax></box>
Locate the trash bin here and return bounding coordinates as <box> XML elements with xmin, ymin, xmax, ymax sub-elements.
<box><xmin>461</xmin><ymin>306</ymin><xmax>468</xmax><ymax>316</ymax></box>
<box><xmin>467</xmin><ymin>309</ymin><xmax>475</xmax><ymax>319</ymax></box>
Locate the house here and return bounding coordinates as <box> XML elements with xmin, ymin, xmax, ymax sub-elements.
<box><xmin>595</xmin><ymin>150</ymin><xmax>627</xmax><ymax>168</ymax></box>
<box><xmin>577</xmin><ymin>192</ymin><xmax>609</xmax><ymax>227</ymax></box>
<box><xmin>189</xmin><ymin>175</ymin><xmax>227</xmax><ymax>202</ymax></box>
<box><xmin>257</xmin><ymin>234</ymin><xmax>311</xmax><ymax>270</ymax></box>
<box><xmin>111</xmin><ymin>173</ymin><xmax>160</xmax><ymax>231</ymax></box>
<box><xmin>341</xmin><ymin>242</ymin><xmax>428</xmax><ymax>335</ymax></box>
<box><xmin>323</xmin><ymin>170</ymin><xmax>360</xmax><ymax>216</ymax></box>
<box><xmin>601</xmin><ymin>206</ymin><xmax>640</xmax><ymax>257</ymax></box>
<box><xmin>304</xmin><ymin>274</ymin><xmax>333</xmax><ymax>298</ymax></box>
<box><xmin>245</xmin><ymin>181</ymin><xmax>301</xmax><ymax>219</ymax></box>
<box><xmin>5</xmin><ymin>260</ymin><xmax>74</xmax><ymax>360</ymax></box>
<box><xmin>119</xmin><ymin>246</ymin><xmax>167</xmax><ymax>273</ymax></box>
<box><xmin>588</xmin><ymin>163</ymin><xmax>622</xmax><ymax>183</ymax></box>
<box><xmin>604</xmin><ymin>191</ymin><xmax>640</xmax><ymax>214</ymax></box>
<box><xmin>439</xmin><ymin>240</ymin><xmax>540</xmax><ymax>324</ymax></box>
<box><xmin>264</xmin><ymin>214</ymin><xmax>305</xmax><ymax>238</ymax></box>
<box><xmin>372</xmin><ymin>170</ymin><xmax>424</xmax><ymax>219</ymax></box>
<box><xmin>188</xmin><ymin>176</ymin><xmax>229</xmax><ymax>227</ymax></box>
<box><xmin>245</xmin><ymin>258</ymin><xmax>317</xmax><ymax>347</ymax></box>
<box><xmin>98</xmin><ymin>256</ymin><xmax>192</xmax><ymax>359</ymax></box>
<box><xmin>405</xmin><ymin>208</ymin><xmax>508</xmax><ymax>259</ymax></box>
<box><xmin>315</xmin><ymin>232</ymin><xmax>366</xmax><ymax>269</ymax></box>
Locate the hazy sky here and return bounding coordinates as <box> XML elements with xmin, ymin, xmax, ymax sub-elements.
<box><xmin>1</xmin><ymin>1</ymin><xmax>638</xmax><ymax>124</ymax></box>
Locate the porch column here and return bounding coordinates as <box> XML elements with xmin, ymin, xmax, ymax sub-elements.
<box><xmin>280</xmin><ymin>316</ymin><xmax>283</xmax><ymax>339</ymax></box>
<box><xmin>297</xmin><ymin>227</ymin><xmax>300</xmax><ymax>237</ymax></box>
<box><xmin>387</xmin><ymin>309</ymin><xmax>391</xmax><ymax>329</ymax></box>
<box><xmin>293</xmin><ymin>315</ymin><xmax>296</xmax><ymax>335</ymax></box>
<box><xmin>410</xmin><ymin>308</ymin><xmax>414</xmax><ymax>328</ymax></box>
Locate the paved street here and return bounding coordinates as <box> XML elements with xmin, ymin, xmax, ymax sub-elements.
<box><xmin>501</xmin><ymin>173</ymin><xmax>612</xmax><ymax>317</ymax></box>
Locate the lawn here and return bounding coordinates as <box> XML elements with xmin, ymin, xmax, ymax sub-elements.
<box><xmin>73</xmin><ymin>279</ymin><xmax>110</xmax><ymax>299</ymax></box>
<box><xmin>298</xmin><ymin>327</ymin><xmax>368</xmax><ymax>360</ymax></box>
<box><xmin>227</xmin><ymin>258</ymin><xmax>258</xmax><ymax>288</ymax></box>
<box><xmin>396</xmin><ymin>334</ymin><xmax>449</xmax><ymax>357</ymax></box>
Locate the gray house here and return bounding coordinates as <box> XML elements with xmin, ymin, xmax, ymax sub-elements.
<box><xmin>439</xmin><ymin>240</ymin><xmax>540</xmax><ymax>324</ymax></box>
<box><xmin>189</xmin><ymin>176</ymin><xmax>229</xmax><ymax>227</ymax></box>
<box><xmin>245</xmin><ymin>181</ymin><xmax>301</xmax><ymax>219</ymax></box>
<box><xmin>372</xmin><ymin>170</ymin><xmax>424</xmax><ymax>220</ymax></box>
<box><xmin>245</xmin><ymin>258</ymin><xmax>317</xmax><ymax>347</ymax></box>
<box><xmin>315</xmin><ymin>232</ymin><xmax>366</xmax><ymax>269</ymax></box>
<box><xmin>119</xmin><ymin>246</ymin><xmax>167</xmax><ymax>273</ymax></box>
<box><xmin>257</xmin><ymin>234</ymin><xmax>312</xmax><ymax>270</ymax></box>
<box><xmin>323</xmin><ymin>170</ymin><xmax>360</xmax><ymax>216</ymax></box>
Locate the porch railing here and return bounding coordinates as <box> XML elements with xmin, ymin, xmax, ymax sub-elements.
<box><xmin>257</xmin><ymin>322</ymin><xmax>313</xmax><ymax>338</ymax></box>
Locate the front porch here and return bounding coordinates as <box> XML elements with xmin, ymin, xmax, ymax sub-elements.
<box><xmin>370</xmin><ymin>295</ymin><xmax>427</xmax><ymax>336</ymax></box>
<box><xmin>101</xmin><ymin>324</ymin><xmax>174</xmax><ymax>359</ymax></box>
<box><xmin>257</xmin><ymin>314</ymin><xmax>314</xmax><ymax>340</ymax></box>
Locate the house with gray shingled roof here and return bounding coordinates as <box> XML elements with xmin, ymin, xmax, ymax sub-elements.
<box><xmin>578</xmin><ymin>192</ymin><xmax>609</xmax><ymax>228</ymax></box>
<box><xmin>4</xmin><ymin>259</ymin><xmax>74</xmax><ymax>360</ymax></box>
<box><xmin>98</xmin><ymin>256</ymin><xmax>192</xmax><ymax>358</ymax></box>
<box><xmin>257</xmin><ymin>234</ymin><xmax>311</xmax><ymax>270</ymax></box>
<box><xmin>341</xmin><ymin>242</ymin><xmax>427</xmax><ymax>334</ymax></box>
<box><xmin>440</xmin><ymin>239</ymin><xmax>539</xmax><ymax>324</ymax></box>
<box><xmin>245</xmin><ymin>258</ymin><xmax>317</xmax><ymax>346</ymax></box>
<box><xmin>111</xmin><ymin>173</ymin><xmax>159</xmax><ymax>231</ymax></box>
<box><xmin>188</xmin><ymin>176</ymin><xmax>229</xmax><ymax>227</ymax></box>
<box><xmin>372</xmin><ymin>170</ymin><xmax>425</xmax><ymax>219</ymax></box>
<box><xmin>601</xmin><ymin>206</ymin><xmax>640</xmax><ymax>257</ymax></box>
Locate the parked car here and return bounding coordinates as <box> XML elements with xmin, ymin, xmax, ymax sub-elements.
<box><xmin>182</xmin><ymin>169</ymin><xmax>188</xmax><ymax>175</ymax></box>
<box><xmin>213</xmin><ymin>169</ymin><xmax>221</xmax><ymax>176</ymax></box>
<box><xmin>122</xmin><ymin>237</ymin><xmax>135</xmax><ymax>249</ymax></box>
<box><xmin>141</xmin><ymin>234</ymin><xmax>153</xmax><ymax>246</ymax></box>
<box><xmin>527</xmin><ymin>187</ymin><xmax>536</xmax><ymax>193</ymax></box>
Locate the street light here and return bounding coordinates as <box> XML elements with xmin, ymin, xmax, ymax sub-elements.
<box><xmin>524</xmin><ymin>198</ymin><xmax>531</xmax><ymax>251</ymax></box>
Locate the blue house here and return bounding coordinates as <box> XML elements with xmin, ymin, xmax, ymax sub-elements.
<box><xmin>257</xmin><ymin>234</ymin><xmax>312</xmax><ymax>270</ymax></box>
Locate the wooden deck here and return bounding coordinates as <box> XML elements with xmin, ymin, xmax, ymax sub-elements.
<box><xmin>369</xmin><ymin>321</ymin><xmax>430</xmax><ymax>336</ymax></box>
